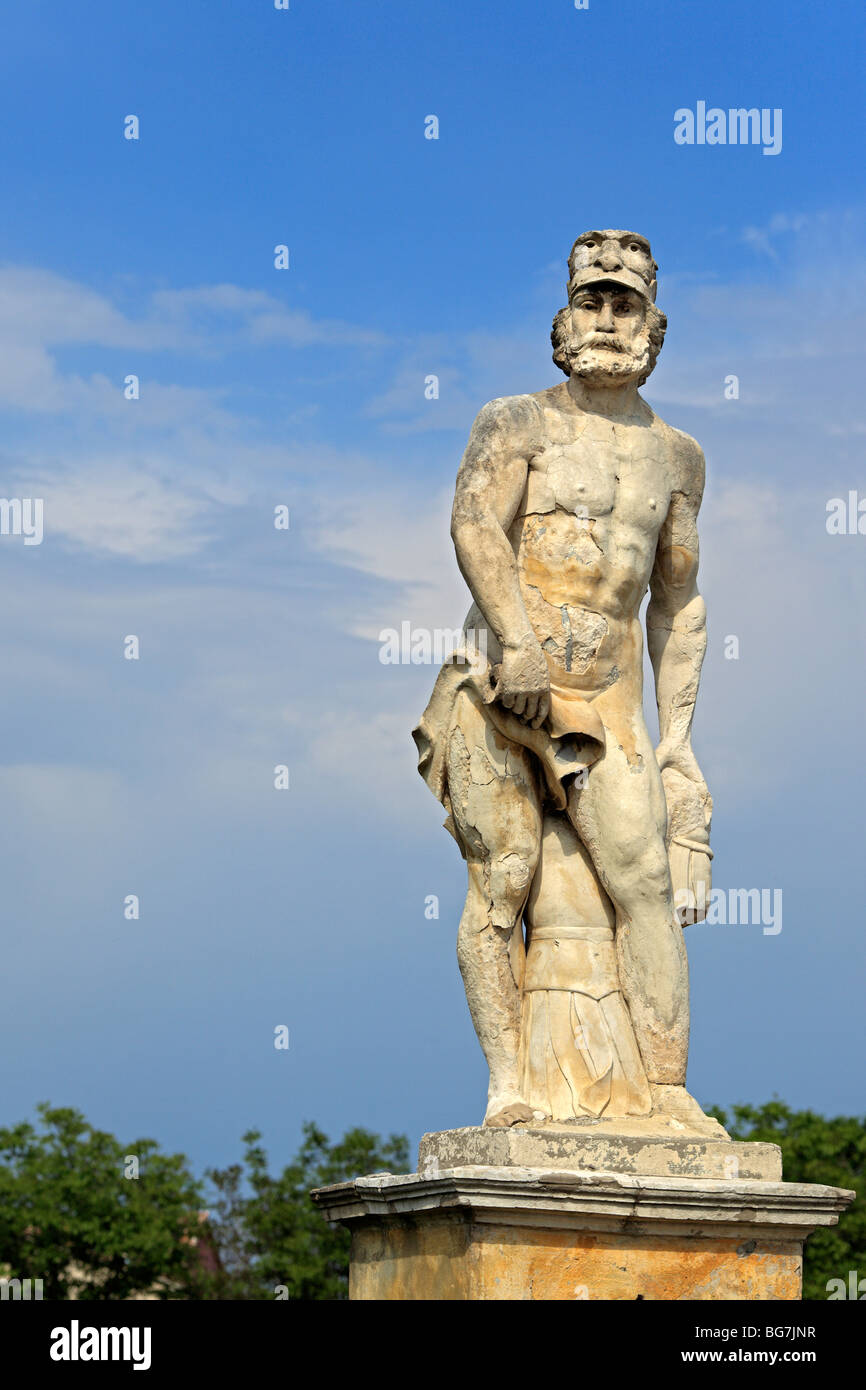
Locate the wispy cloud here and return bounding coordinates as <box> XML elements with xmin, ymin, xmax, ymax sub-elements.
<box><xmin>0</xmin><ymin>266</ymin><xmax>386</xmax><ymax>417</ymax></box>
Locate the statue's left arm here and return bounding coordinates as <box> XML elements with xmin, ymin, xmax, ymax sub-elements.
<box><xmin>647</xmin><ymin>438</ymin><xmax>707</xmax><ymax>787</ymax></box>
<box><xmin>647</xmin><ymin>437</ymin><xmax>712</xmax><ymax>922</ymax></box>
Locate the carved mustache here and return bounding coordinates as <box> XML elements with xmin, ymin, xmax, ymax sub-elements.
<box><xmin>572</xmin><ymin>333</ymin><xmax>635</xmax><ymax>353</ymax></box>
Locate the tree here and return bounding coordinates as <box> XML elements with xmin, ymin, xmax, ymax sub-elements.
<box><xmin>709</xmin><ymin>1100</ymin><xmax>865</xmax><ymax>1301</ymax></box>
<box><xmin>0</xmin><ymin>1103</ymin><xmax>204</xmax><ymax>1300</ymax></box>
<box><xmin>202</xmin><ymin>1122</ymin><xmax>409</xmax><ymax>1300</ymax></box>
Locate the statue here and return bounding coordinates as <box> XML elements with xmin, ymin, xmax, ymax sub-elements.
<box><xmin>413</xmin><ymin>230</ymin><xmax>717</xmax><ymax>1132</ymax></box>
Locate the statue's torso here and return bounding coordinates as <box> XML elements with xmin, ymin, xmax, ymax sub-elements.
<box><xmin>501</xmin><ymin>390</ymin><xmax>676</xmax><ymax>688</ymax></box>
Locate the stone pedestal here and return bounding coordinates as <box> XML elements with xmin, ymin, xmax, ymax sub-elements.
<box><xmin>312</xmin><ymin>1129</ymin><xmax>855</xmax><ymax>1301</ymax></box>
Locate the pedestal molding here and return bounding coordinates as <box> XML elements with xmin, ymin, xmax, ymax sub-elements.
<box><xmin>313</xmin><ymin>1165</ymin><xmax>853</xmax><ymax>1242</ymax></box>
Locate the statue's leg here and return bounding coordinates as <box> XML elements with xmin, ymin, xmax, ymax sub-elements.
<box><xmin>566</xmin><ymin>710</ymin><xmax>689</xmax><ymax>1086</ymax></box>
<box><xmin>445</xmin><ymin>690</ymin><xmax>542</xmax><ymax>1127</ymax></box>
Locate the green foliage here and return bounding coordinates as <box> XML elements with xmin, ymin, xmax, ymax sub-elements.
<box><xmin>202</xmin><ymin>1122</ymin><xmax>409</xmax><ymax>1300</ymax></box>
<box><xmin>709</xmin><ymin>1100</ymin><xmax>865</xmax><ymax>1301</ymax></box>
<box><xmin>0</xmin><ymin>1103</ymin><xmax>204</xmax><ymax>1300</ymax></box>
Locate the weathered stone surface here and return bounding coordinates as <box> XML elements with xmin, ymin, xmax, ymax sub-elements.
<box><xmin>312</xmin><ymin>1166</ymin><xmax>855</xmax><ymax>1301</ymax></box>
<box><xmin>349</xmin><ymin>1219</ymin><xmax>800</xmax><ymax>1302</ymax></box>
<box><xmin>418</xmin><ymin>1126</ymin><xmax>782</xmax><ymax>1181</ymax></box>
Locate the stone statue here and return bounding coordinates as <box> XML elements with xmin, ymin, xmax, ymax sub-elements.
<box><xmin>413</xmin><ymin>230</ymin><xmax>718</xmax><ymax>1133</ymax></box>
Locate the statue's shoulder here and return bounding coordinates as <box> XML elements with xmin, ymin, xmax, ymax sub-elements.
<box><xmin>467</xmin><ymin>391</ymin><xmax>545</xmax><ymax>452</ymax></box>
<box><xmin>643</xmin><ymin>404</ymin><xmax>706</xmax><ymax>489</ymax></box>
<box><xmin>528</xmin><ymin>381</ymin><xmax>569</xmax><ymax>411</ymax></box>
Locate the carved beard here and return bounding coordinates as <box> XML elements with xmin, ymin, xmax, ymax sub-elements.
<box><xmin>566</xmin><ymin>328</ymin><xmax>651</xmax><ymax>385</ymax></box>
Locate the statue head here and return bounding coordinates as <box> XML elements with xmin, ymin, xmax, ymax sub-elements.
<box><xmin>551</xmin><ymin>229</ymin><xmax>667</xmax><ymax>387</ymax></box>
<box><xmin>567</xmin><ymin>229</ymin><xmax>658</xmax><ymax>302</ymax></box>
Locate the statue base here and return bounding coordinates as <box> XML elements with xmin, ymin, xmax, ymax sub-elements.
<box><xmin>417</xmin><ymin>1123</ymin><xmax>781</xmax><ymax>1180</ymax></box>
<box><xmin>312</xmin><ymin>1132</ymin><xmax>854</xmax><ymax>1301</ymax></box>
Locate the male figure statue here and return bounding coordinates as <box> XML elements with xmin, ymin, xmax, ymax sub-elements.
<box><xmin>414</xmin><ymin>231</ymin><xmax>715</xmax><ymax>1130</ymax></box>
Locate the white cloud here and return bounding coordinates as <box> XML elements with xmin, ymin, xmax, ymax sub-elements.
<box><xmin>311</xmin><ymin>485</ymin><xmax>470</xmax><ymax>639</ymax></box>
<box><xmin>741</xmin><ymin>211</ymin><xmax>808</xmax><ymax>259</ymax></box>
<box><xmin>0</xmin><ymin>265</ymin><xmax>385</xmax><ymax>417</ymax></box>
<box><xmin>18</xmin><ymin>460</ymin><xmax>218</xmax><ymax>561</ymax></box>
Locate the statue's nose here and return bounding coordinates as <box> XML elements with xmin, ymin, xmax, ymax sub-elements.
<box><xmin>596</xmin><ymin>300</ymin><xmax>616</xmax><ymax>330</ymax></box>
<box><xmin>597</xmin><ymin>240</ymin><xmax>623</xmax><ymax>272</ymax></box>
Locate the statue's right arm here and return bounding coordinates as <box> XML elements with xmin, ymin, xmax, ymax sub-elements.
<box><xmin>450</xmin><ymin>398</ymin><xmax>550</xmax><ymax>727</ymax></box>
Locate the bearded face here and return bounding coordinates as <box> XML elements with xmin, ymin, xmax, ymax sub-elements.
<box><xmin>570</xmin><ymin>329</ymin><xmax>652</xmax><ymax>384</ymax></box>
<box><xmin>551</xmin><ymin>285</ymin><xmax>666</xmax><ymax>386</ymax></box>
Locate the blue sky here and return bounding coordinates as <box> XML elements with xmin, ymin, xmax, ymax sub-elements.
<box><xmin>0</xmin><ymin>0</ymin><xmax>863</xmax><ymax>1178</ymax></box>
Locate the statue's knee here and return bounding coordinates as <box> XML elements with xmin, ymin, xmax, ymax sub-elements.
<box><xmin>488</xmin><ymin>848</ymin><xmax>537</xmax><ymax>928</ymax></box>
<box><xmin>612</xmin><ymin>843</ymin><xmax>671</xmax><ymax>912</ymax></box>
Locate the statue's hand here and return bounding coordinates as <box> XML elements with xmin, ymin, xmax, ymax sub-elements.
<box><xmin>491</xmin><ymin>635</ymin><xmax>550</xmax><ymax>729</ymax></box>
<box><xmin>658</xmin><ymin>751</ymin><xmax>712</xmax><ymax>926</ymax></box>
<box><xmin>656</xmin><ymin>739</ymin><xmax>712</xmax><ymax>827</ymax></box>
<box><xmin>669</xmin><ymin>832</ymin><xmax>713</xmax><ymax>926</ymax></box>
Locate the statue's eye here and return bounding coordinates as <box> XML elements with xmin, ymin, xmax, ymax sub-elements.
<box><xmin>584</xmin><ymin>242</ymin><xmax>597</xmax><ymax>251</ymax></box>
<box><xmin>629</xmin><ymin>243</ymin><xmax>641</xmax><ymax>252</ymax></box>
